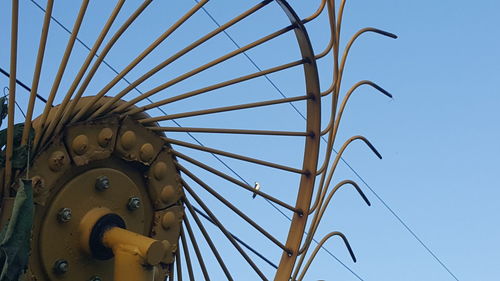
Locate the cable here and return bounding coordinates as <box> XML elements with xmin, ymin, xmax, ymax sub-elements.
<box><xmin>194</xmin><ymin>1</ymin><xmax>460</xmax><ymax>281</ymax></box>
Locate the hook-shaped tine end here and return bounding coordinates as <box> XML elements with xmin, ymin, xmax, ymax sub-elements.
<box><xmin>369</xmin><ymin>81</ymin><xmax>393</xmax><ymax>98</ymax></box>
<box><xmin>347</xmin><ymin>180</ymin><xmax>371</xmax><ymax>206</ymax></box>
<box><xmin>372</xmin><ymin>28</ymin><xmax>398</xmax><ymax>39</ymax></box>
<box><xmin>356</xmin><ymin>135</ymin><xmax>382</xmax><ymax>159</ymax></box>
<box><xmin>336</xmin><ymin>232</ymin><xmax>357</xmax><ymax>263</ymax></box>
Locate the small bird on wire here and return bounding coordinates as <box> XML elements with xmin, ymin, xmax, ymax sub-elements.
<box><xmin>252</xmin><ymin>182</ymin><xmax>260</xmax><ymax>199</ymax></box>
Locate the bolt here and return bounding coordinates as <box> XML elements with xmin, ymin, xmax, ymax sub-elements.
<box><xmin>89</xmin><ymin>276</ymin><xmax>102</xmax><ymax>281</ymax></box>
<box><xmin>95</xmin><ymin>176</ymin><xmax>110</xmax><ymax>191</ymax></box>
<box><xmin>127</xmin><ymin>197</ymin><xmax>141</xmax><ymax>211</ymax></box>
<box><xmin>57</xmin><ymin>208</ymin><xmax>72</xmax><ymax>223</ymax></box>
<box><xmin>53</xmin><ymin>259</ymin><xmax>69</xmax><ymax>274</ymax></box>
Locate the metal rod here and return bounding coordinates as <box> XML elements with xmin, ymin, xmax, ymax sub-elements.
<box><xmin>172</xmin><ymin>149</ymin><xmax>299</xmax><ymax>212</ymax></box>
<box><xmin>177</xmin><ymin>163</ymin><xmax>291</xmax><ymax>252</ymax></box>
<box><xmin>54</xmin><ymin>0</ymin><xmax>153</xmax><ymax>135</ymax></box>
<box><xmin>33</xmin><ymin>0</ymin><xmax>90</xmax><ymax>151</ymax></box>
<box><xmin>180</xmin><ymin>228</ymin><xmax>195</xmax><ymax>281</ymax></box>
<box><xmin>126</xmin><ymin>59</ymin><xmax>306</xmax><ymax>115</ymax></box>
<box><xmin>41</xmin><ymin>0</ymin><xmax>125</xmax><ymax>144</ymax></box>
<box><xmin>149</xmin><ymin>126</ymin><xmax>310</xmax><ymax>137</ymax></box>
<box><xmin>175</xmin><ymin>248</ymin><xmax>182</xmax><ymax>281</ymax></box>
<box><xmin>112</xmin><ymin>24</ymin><xmax>297</xmax><ymax>114</ymax></box>
<box><xmin>70</xmin><ymin>0</ymin><xmax>206</xmax><ymax>123</ymax></box>
<box><xmin>191</xmin><ymin>205</ymin><xmax>278</xmax><ymax>270</ymax></box>
<box><xmin>85</xmin><ymin>0</ymin><xmax>274</xmax><ymax>120</ymax></box>
<box><xmin>297</xmin><ymin>231</ymin><xmax>356</xmax><ymax>281</ymax></box>
<box><xmin>184</xmin><ymin>197</ymin><xmax>234</xmax><ymax>280</ymax></box>
<box><xmin>139</xmin><ymin>94</ymin><xmax>310</xmax><ymax>123</ymax></box>
<box><xmin>182</xmin><ymin>180</ymin><xmax>269</xmax><ymax>280</ymax></box>
<box><xmin>21</xmin><ymin>0</ymin><xmax>53</xmax><ymax>146</ymax></box>
<box><xmin>4</xmin><ymin>0</ymin><xmax>20</xmax><ymax>194</ymax></box>
<box><xmin>183</xmin><ymin>214</ymin><xmax>211</xmax><ymax>281</ymax></box>
<box><xmin>163</xmin><ymin>137</ymin><xmax>305</xmax><ymax>174</ymax></box>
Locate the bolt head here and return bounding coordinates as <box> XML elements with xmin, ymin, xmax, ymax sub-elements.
<box><xmin>95</xmin><ymin>176</ymin><xmax>110</xmax><ymax>191</ymax></box>
<box><xmin>127</xmin><ymin>197</ymin><xmax>141</xmax><ymax>211</ymax></box>
<box><xmin>89</xmin><ymin>276</ymin><xmax>102</xmax><ymax>281</ymax></box>
<box><xmin>57</xmin><ymin>208</ymin><xmax>72</xmax><ymax>223</ymax></box>
<box><xmin>53</xmin><ymin>259</ymin><xmax>69</xmax><ymax>274</ymax></box>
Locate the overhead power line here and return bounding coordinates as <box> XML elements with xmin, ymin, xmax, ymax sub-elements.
<box><xmin>193</xmin><ymin>1</ymin><xmax>460</xmax><ymax>281</ymax></box>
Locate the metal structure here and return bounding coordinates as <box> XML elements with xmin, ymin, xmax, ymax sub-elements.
<box><xmin>0</xmin><ymin>0</ymin><xmax>395</xmax><ymax>280</ymax></box>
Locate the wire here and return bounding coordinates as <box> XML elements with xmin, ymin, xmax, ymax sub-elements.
<box><xmin>194</xmin><ymin>1</ymin><xmax>460</xmax><ymax>281</ymax></box>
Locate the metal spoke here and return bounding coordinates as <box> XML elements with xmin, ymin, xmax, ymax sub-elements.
<box><xmin>177</xmin><ymin>163</ymin><xmax>291</xmax><ymax>252</ymax></box>
<box><xmin>163</xmin><ymin>137</ymin><xmax>306</xmax><ymax>174</ymax></box>
<box><xmin>182</xmin><ymin>180</ymin><xmax>269</xmax><ymax>280</ymax></box>
<box><xmin>34</xmin><ymin>0</ymin><xmax>90</xmax><ymax>151</ymax></box>
<box><xmin>139</xmin><ymin>95</ymin><xmax>310</xmax><ymax>123</ymax></box>
<box><xmin>125</xmin><ymin>59</ymin><xmax>306</xmax><ymax>115</ymax></box>
<box><xmin>180</xmin><ymin>228</ymin><xmax>195</xmax><ymax>281</ymax></box>
<box><xmin>85</xmin><ymin>0</ymin><xmax>274</xmax><ymax>120</ymax></box>
<box><xmin>183</xmin><ymin>215</ymin><xmax>211</xmax><ymax>281</ymax></box>
<box><xmin>172</xmin><ymin>149</ymin><xmax>299</xmax><ymax>213</ymax></box>
<box><xmin>4</xmin><ymin>0</ymin><xmax>20</xmax><ymax>192</ymax></box>
<box><xmin>184</xmin><ymin>197</ymin><xmax>233</xmax><ymax>280</ymax></box>
<box><xmin>71</xmin><ymin>0</ymin><xmax>207</xmax><ymax>123</ymax></box>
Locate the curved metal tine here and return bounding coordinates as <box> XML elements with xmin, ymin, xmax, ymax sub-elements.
<box><xmin>4</xmin><ymin>0</ymin><xmax>20</xmax><ymax>193</ymax></box>
<box><xmin>41</xmin><ymin>0</ymin><xmax>126</xmax><ymax>145</ymax></box>
<box><xmin>182</xmin><ymin>180</ymin><xmax>269</xmax><ymax>281</ymax></box>
<box><xmin>180</xmin><ymin>227</ymin><xmax>195</xmax><ymax>281</ymax></box>
<box><xmin>175</xmin><ymin>249</ymin><xmax>182</xmax><ymax>281</ymax></box>
<box><xmin>139</xmin><ymin>94</ymin><xmax>310</xmax><ymax>123</ymax></box>
<box><xmin>125</xmin><ymin>59</ymin><xmax>306</xmax><ymax>116</ymax></box>
<box><xmin>315</xmin><ymin>80</ymin><xmax>393</xmax><ymax>177</ymax></box>
<box><xmin>54</xmin><ymin>0</ymin><xmax>152</xmax><ymax>135</ymax></box>
<box><xmin>150</xmin><ymin>126</ymin><xmax>310</xmax><ymax>137</ymax></box>
<box><xmin>320</xmin><ymin>80</ymin><xmax>392</xmax><ymax>137</ymax></box>
<box><xmin>183</xmin><ymin>214</ymin><xmax>211</xmax><ymax>281</ymax></box>
<box><xmin>334</xmin><ymin>27</ymin><xmax>397</xmax><ymax>98</ymax></box>
<box><xmin>172</xmin><ymin>150</ymin><xmax>299</xmax><ymax>213</ymax></box>
<box><xmin>111</xmin><ymin>25</ymin><xmax>298</xmax><ymax>115</ymax></box>
<box><xmin>183</xmin><ymin>197</ymin><xmax>234</xmax><ymax>281</ymax></box>
<box><xmin>309</xmin><ymin>135</ymin><xmax>381</xmax><ymax>215</ymax></box>
<box><xmin>293</xmin><ymin>180</ymin><xmax>370</xmax><ymax>279</ymax></box>
<box><xmin>163</xmin><ymin>137</ymin><xmax>305</xmax><ymax>174</ymax></box>
<box><xmin>177</xmin><ymin>163</ymin><xmax>290</xmax><ymax>252</ymax></box>
<box><xmin>296</xmin><ymin>231</ymin><xmax>356</xmax><ymax>281</ymax></box>
<box><xmin>22</xmin><ymin>0</ymin><xmax>54</xmax><ymax>146</ymax></box>
<box><xmin>84</xmin><ymin>0</ymin><xmax>274</xmax><ymax>120</ymax></box>
<box><xmin>70</xmin><ymin>0</ymin><xmax>208</xmax><ymax>123</ymax></box>
<box><xmin>33</xmin><ymin>0</ymin><xmax>90</xmax><ymax>152</ymax></box>
<box><xmin>191</xmin><ymin>205</ymin><xmax>279</xmax><ymax>270</ymax></box>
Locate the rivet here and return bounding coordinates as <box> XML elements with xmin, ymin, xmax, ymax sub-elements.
<box><xmin>160</xmin><ymin>185</ymin><xmax>176</xmax><ymax>203</ymax></box>
<box><xmin>139</xmin><ymin>143</ymin><xmax>154</xmax><ymax>162</ymax></box>
<box><xmin>153</xmin><ymin>162</ymin><xmax>167</xmax><ymax>180</ymax></box>
<box><xmin>127</xmin><ymin>197</ymin><xmax>141</xmax><ymax>211</ymax></box>
<box><xmin>98</xmin><ymin>128</ymin><xmax>113</xmax><ymax>147</ymax></box>
<box><xmin>95</xmin><ymin>176</ymin><xmax>110</xmax><ymax>191</ymax></box>
<box><xmin>120</xmin><ymin>131</ymin><xmax>136</xmax><ymax>150</ymax></box>
<box><xmin>53</xmin><ymin>259</ymin><xmax>69</xmax><ymax>274</ymax></box>
<box><xmin>161</xmin><ymin>212</ymin><xmax>176</xmax><ymax>230</ymax></box>
<box><xmin>57</xmin><ymin>208</ymin><xmax>72</xmax><ymax>223</ymax></box>
<box><xmin>48</xmin><ymin>151</ymin><xmax>66</xmax><ymax>172</ymax></box>
<box><xmin>72</xmin><ymin>134</ymin><xmax>89</xmax><ymax>155</ymax></box>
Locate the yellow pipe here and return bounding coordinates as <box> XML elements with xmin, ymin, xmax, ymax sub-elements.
<box><xmin>102</xmin><ymin>227</ymin><xmax>167</xmax><ymax>281</ymax></box>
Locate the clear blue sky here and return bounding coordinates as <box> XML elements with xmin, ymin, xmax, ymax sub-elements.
<box><xmin>1</xmin><ymin>1</ymin><xmax>499</xmax><ymax>280</ymax></box>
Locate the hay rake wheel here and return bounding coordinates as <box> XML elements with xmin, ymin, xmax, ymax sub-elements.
<box><xmin>0</xmin><ymin>0</ymin><xmax>395</xmax><ymax>280</ymax></box>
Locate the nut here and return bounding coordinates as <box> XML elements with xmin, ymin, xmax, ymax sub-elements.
<box><xmin>72</xmin><ymin>135</ymin><xmax>89</xmax><ymax>155</ymax></box>
<box><xmin>139</xmin><ymin>143</ymin><xmax>154</xmax><ymax>162</ymax></box>
<box><xmin>120</xmin><ymin>131</ymin><xmax>136</xmax><ymax>150</ymax></box>
<box><xmin>95</xmin><ymin>176</ymin><xmax>110</xmax><ymax>191</ymax></box>
<box><xmin>57</xmin><ymin>208</ymin><xmax>72</xmax><ymax>223</ymax></box>
<box><xmin>98</xmin><ymin>128</ymin><xmax>113</xmax><ymax>147</ymax></box>
<box><xmin>127</xmin><ymin>197</ymin><xmax>141</xmax><ymax>211</ymax></box>
<box><xmin>53</xmin><ymin>259</ymin><xmax>69</xmax><ymax>274</ymax></box>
